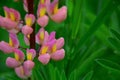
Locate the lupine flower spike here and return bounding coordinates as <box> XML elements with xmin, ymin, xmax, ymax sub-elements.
<box><xmin>0</xmin><ymin>0</ymin><xmax>67</xmax><ymax>79</ymax></box>
<box><xmin>6</xmin><ymin>49</ymin><xmax>25</xmax><ymax>68</ymax></box>
<box><xmin>22</xmin><ymin>14</ymin><xmax>35</xmax><ymax>45</ymax></box>
<box><xmin>0</xmin><ymin>33</ymin><xmax>19</xmax><ymax>53</ymax></box>
<box><xmin>0</xmin><ymin>7</ymin><xmax>22</xmax><ymax>33</ymax></box>
<box><xmin>46</xmin><ymin>0</ymin><xmax>67</xmax><ymax>23</ymax></box>
<box><xmin>37</xmin><ymin>0</ymin><xmax>49</xmax><ymax>27</ymax></box>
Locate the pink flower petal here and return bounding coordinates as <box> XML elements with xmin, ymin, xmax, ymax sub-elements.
<box><xmin>36</xmin><ymin>28</ymin><xmax>45</xmax><ymax>45</ymax></box>
<box><xmin>24</xmin><ymin>68</ymin><xmax>32</xmax><ymax>77</ymax></box>
<box><xmin>56</xmin><ymin>37</ymin><xmax>64</xmax><ymax>50</ymax></box>
<box><xmin>3</xmin><ymin>6</ymin><xmax>10</xmax><ymax>18</ymax></box>
<box><xmin>24</xmin><ymin>35</ymin><xmax>30</xmax><ymax>46</ymax></box>
<box><xmin>27</xmin><ymin>49</ymin><xmax>36</xmax><ymax>60</ymax></box>
<box><xmin>51</xmin><ymin>49</ymin><xmax>65</xmax><ymax>61</ymax></box>
<box><xmin>0</xmin><ymin>16</ymin><xmax>5</xmax><ymax>28</ymax></box>
<box><xmin>6</xmin><ymin>57</ymin><xmax>20</xmax><ymax>68</ymax></box>
<box><xmin>43</xmin><ymin>31</ymin><xmax>49</xmax><ymax>44</ymax></box>
<box><xmin>3</xmin><ymin>18</ymin><xmax>17</xmax><ymax>29</ymax></box>
<box><xmin>23</xmin><ymin>0</ymin><xmax>28</xmax><ymax>12</ymax></box>
<box><xmin>10</xmin><ymin>8</ymin><xmax>21</xmax><ymax>22</ymax></box>
<box><xmin>22</xmin><ymin>25</ymin><xmax>33</xmax><ymax>36</ymax></box>
<box><xmin>23</xmin><ymin>60</ymin><xmax>34</xmax><ymax>70</ymax></box>
<box><xmin>14</xmin><ymin>49</ymin><xmax>25</xmax><ymax>61</ymax></box>
<box><xmin>15</xmin><ymin>66</ymin><xmax>27</xmax><ymax>79</ymax></box>
<box><xmin>0</xmin><ymin>41</ymin><xmax>13</xmax><ymax>53</ymax></box>
<box><xmin>37</xmin><ymin>4</ymin><xmax>46</xmax><ymax>17</ymax></box>
<box><xmin>47</xmin><ymin>39</ymin><xmax>56</xmax><ymax>50</ymax></box>
<box><xmin>25</xmin><ymin>14</ymin><xmax>35</xmax><ymax>26</ymax></box>
<box><xmin>48</xmin><ymin>31</ymin><xmax>56</xmax><ymax>41</ymax></box>
<box><xmin>38</xmin><ymin>53</ymin><xmax>50</xmax><ymax>65</ymax></box>
<box><xmin>9</xmin><ymin>33</ymin><xmax>19</xmax><ymax>48</ymax></box>
<box><xmin>8</xmin><ymin>28</ymin><xmax>20</xmax><ymax>33</ymax></box>
<box><xmin>37</xmin><ymin>15</ymin><xmax>49</xmax><ymax>27</ymax></box>
<box><xmin>51</xmin><ymin>6</ymin><xmax>67</xmax><ymax>23</ymax></box>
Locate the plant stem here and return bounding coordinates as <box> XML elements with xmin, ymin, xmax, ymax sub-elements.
<box><xmin>26</xmin><ymin>0</ymin><xmax>35</xmax><ymax>80</ymax></box>
<box><xmin>27</xmin><ymin>0</ymin><xmax>35</xmax><ymax>49</ymax></box>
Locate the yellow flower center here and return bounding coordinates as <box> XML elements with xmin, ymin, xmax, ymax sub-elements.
<box><xmin>15</xmin><ymin>53</ymin><xmax>19</xmax><ymax>61</ymax></box>
<box><xmin>9</xmin><ymin>37</ymin><xmax>13</xmax><ymax>47</ymax></box>
<box><xmin>27</xmin><ymin>35</ymin><xmax>30</xmax><ymax>38</ymax></box>
<box><xmin>10</xmin><ymin>12</ymin><xmax>15</xmax><ymax>21</ymax></box>
<box><xmin>40</xmin><ymin>31</ymin><xmax>44</xmax><ymax>41</ymax></box>
<box><xmin>53</xmin><ymin>3</ymin><xmax>58</xmax><ymax>14</ymax></box>
<box><xmin>52</xmin><ymin>44</ymin><xmax>57</xmax><ymax>53</ymax></box>
<box><xmin>27</xmin><ymin>53</ymin><xmax>32</xmax><ymax>60</ymax></box>
<box><xmin>41</xmin><ymin>46</ymin><xmax>48</xmax><ymax>54</ymax></box>
<box><xmin>40</xmin><ymin>0</ymin><xmax>45</xmax><ymax>4</ymax></box>
<box><xmin>40</xmin><ymin>7</ymin><xmax>46</xmax><ymax>17</ymax></box>
<box><xmin>26</xmin><ymin>18</ymin><xmax>32</xmax><ymax>26</ymax></box>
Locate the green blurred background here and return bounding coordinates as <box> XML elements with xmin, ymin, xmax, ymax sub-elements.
<box><xmin>0</xmin><ymin>0</ymin><xmax>120</xmax><ymax>80</ymax></box>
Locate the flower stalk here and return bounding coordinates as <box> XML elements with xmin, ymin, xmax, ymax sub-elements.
<box><xmin>27</xmin><ymin>0</ymin><xmax>35</xmax><ymax>49</ymax></box>
<box><xmin>26</xmin><ymin>0</ymin><xmax>34</xmax><ymax>80</ymax></box>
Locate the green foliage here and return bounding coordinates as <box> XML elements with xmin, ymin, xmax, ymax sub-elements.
<box><xmin>0</xmin><ymin>0</ymin><xmax>120</xmax><ymax>80</ymax></box>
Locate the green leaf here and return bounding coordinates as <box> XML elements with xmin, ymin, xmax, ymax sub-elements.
<box><xmin>75</xmin><ymin>0</ymin><xmax>119</xmax><ymax>53</ymax></box>
<box><xmin>82</xmin><ymin>71</ymin><xmax>93</xmax><ymax>80</ymax></box>
<box><xmin>69</xmin><ymin>70</ymin><xmax>77</xmax><ymax>80</ymax></box>
<box><xmin>74</xmin><ymin>47</ymin><xmax>106</xmax><ymax>80</ymax></box>
<box><xmin>60</xmin><ymin>71</ymin><xmax>67</xmax><ymax>80</ymax></box>
<box><xmin>108</xmin><ymin>37</ymin><xmax>120</xmax><ymax>51</ymax></box>
<box><xmin>96</xmin><ymin>59</ymin><xmax>120</xmax><ymax>72</ymax></box>
<box><xmin>110</xmin><ymin>29</ymin><xmax>120</xmax><ymax>41</ymax></box>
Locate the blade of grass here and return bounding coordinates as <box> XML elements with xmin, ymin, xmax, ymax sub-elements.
<box><xmin>75</xmin><ymin>0</ymin><xmax>119</xmax><ymax>53</ymax></box>
<box><xmin>74</xmin><ymin>47</ymin><xmax>106</xmax><ymax>80</ymax></box>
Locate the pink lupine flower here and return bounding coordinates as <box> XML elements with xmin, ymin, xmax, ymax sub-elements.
<box><xmin>9</xmin><ymin>33</ymin><xmax>19</xmax><ymax>48</ymax></box>
<box><xmin>23</xmin><ymin>60</ymin><xmax>34</xmax><ymax>77</ymax></box>
<box><xmin>0</xmin><ymin>41</ymin><xmax>14</xmax><ymax>53</ymax></box>
<box><xmin>0</xmin><ymin>16</ymin><xmax>18</xmax><ymax>31</ymax></box>
<box><xmin>22</xmin><ymin>14</ymin><xmax>35</xmax><ymax>45</ymax></box>
<box><xmin>15</xmin><ymin>66</ymin><xmax>27</xmax><ymax>79</ymax></box>
<box><xmin>37</xmin><ymin>33</ymin><xmax>56</xmax><ymax>64</ymax></box>
<box><xmin>25</xmin><ymin>14</ymin><xmax>35</xmax><ymax>27</ymax></box>
<box><xmin>23</xmin><ymin>0</ymin><xmax>28</xmax><ymax>12</ymax></box>
<box><xmin>26</xmin><ymin>49</ymin><xmax>36</xmax><ymax>60</ymax></box>
<box><xmin>9</xmin><ymin>8</ymin><xmax>21</xmax><ymax>22</ymax></box>
<box><xmin>6</xmin><ymin>57</ymin><xmax>20</xmax><ymax>68</ymax></box>
<box><xmin>38</xmin><ymin>44</ymin><xmax>50</xmax><ymax>64</ymax></box>
<box><xmin>14</xmin><ymin>49</ymin><xmax>25</xmax><ymax>62</ymax></box>
<box><xmin>24</xmin><ymin>35</ymin><xmax>30</xmax><ymax>45</ymax></box>
<box><xmin>22</xmin><ymin>25</ymin><xmax>33</xmax><ymax>36</ymax></box>
<box><xmin>37</xmin><ymin>2</ymin><xmax>49</xmax><ymax>27</ymax></box>
<box><xmin>37</xmin><ymin>15</ymin><xmax>49</xmax><ymax>27</ymax></box>
<box><xmin>14</xmin><ymin>49</ymin><xmax>36</xmax><ymax>79</ymax></box>
<box><xmin>22</xmin><ymin>49</ymin><xmax>36</xmax><ymax>77</ymax></box>
<box><xmin>56</xmin><ymin>37</ymin><xmax>64</xmax><ymax>50</ymax></box>
<box><xmin>23</xmin><ymin>60</ymin><xmax>35</xmax><ymax>70</ymax></box>
<box><xmin>6</xmin><ymin>49</ymin><xmax>25</xmax><ymax>68</ymax></box>
<box><xmin>38</xmin><ymin>53</ymin><xmax>50</xmax><ymax>65</ymax></box>
<box><xmin>0</xmin><ymin>33</ymin><xmax>19</xmax><ymax>53</ymax></box>
<box><xmin>0</xmin><ymin>7</ymin><xmax>21</xmax><ymax>33</ymax></box>
<box><xmin>48</xmin><ymin>31</ymin><xmax>56</xmax><ymax>41</ymax></box>
<box><xmin>36</xmin><ymin>29</ymin><xmax>65</xmax><ymax>63</ymax></box>
<box><xmin>51</xmin><ymin>49</ymin><xmax>65</xmax><ymax>60</ymax></box>
<box><xmin>36</xmin><ymin>28</ymin><xmax>45</xmax><ymax>45</ymax></box>
<box><xmin>46</xmin><ymin>0</ymin><xmax>67</xmax><ymax>23</ymax></box>
<box><xmin>50</xmin><ymin>37</ymin><xmax>65</xmax><ymax>60</ymax></box>
<box><xmin>39</xmin><ymin>0</ymin><xmax>46</xmax><ymax>4</ymax></box>
<box><xmin>46</xmin><ymin>33</ymin><xmax>65</xmax><ymax>61</ymax></box>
